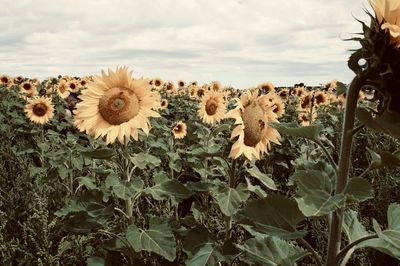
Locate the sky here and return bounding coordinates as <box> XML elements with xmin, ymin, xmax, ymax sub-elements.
<box><xmin>1</xmin><ymin>0</ymin><xmax>372</xmax><ymax>88</ymax></box>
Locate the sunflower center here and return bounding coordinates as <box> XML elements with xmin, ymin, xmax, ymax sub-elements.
<box><xmin>1</xmin><ymin>77</ymin><xmax>8</xmax><ymax>83</ymax></box>
<box><xmin>242</xmin><ymin>102</ymin><xmax>266</xmax><ymax>147</ymax></box>
<box><xmin>23</xmin><ymin>83</ymin><xmax>31</xmax><ymax>90</ymax></box>
<box><xmin>315</xmin><ymin>95</ymin><xmax>324</xmax><ymax>105</ymax></box>
<box><xmin>205</xmin><ymin>99</ymin><xmax>218</xmax><ymax>115</ymax></box>
<box><xmin>155</xmin><ymin>80</ymin><xmax>161</xmax><ymax>86</ymax></box>
<box><xmin>98</xmin><ymin>87</ymin><xmax>140</xmax><ymax>125</ymax></box>
<box><xmin>174</xmin><ymin>124</ymin><xmax>182</xmax><ymax>133</ymax></box>
<box><xmin>70</xmin><ymin>83</ymin><xmax>76</xmax><ymax>90</ymax></box>
<box><xmin>33</xmin><ymin>103</ymin><xmax>48</xmax><ymax>117</ymax></box>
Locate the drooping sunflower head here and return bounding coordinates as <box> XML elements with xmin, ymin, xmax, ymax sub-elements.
<box><xmin>198</xmin><ymin>90</ymin><xmax>226</xmax><ymax>125</ymax></box>
<box><xmin>25</xmin><ymin>96</ymin><xmax>54</xmax><ymax>124</ymax></box>
<box><xmin>226</xmin><ymin>90</ymin><xmax>281</xmax><ymax>160</ymax></box>
<box><xmin>172</xmin><ymin>121</ymin><xmax>187</xmax><ymax>139</ymax></box>
<box><xmin>74</xmin><ymin>67</ymin><xmax>160</xmax><ymax>144</ymax></box>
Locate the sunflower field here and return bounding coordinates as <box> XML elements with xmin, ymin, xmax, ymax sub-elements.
<box><xmin>1</xmin><ymin>1</ymin><xmax>400</xmax><ymax>265</ymax></box>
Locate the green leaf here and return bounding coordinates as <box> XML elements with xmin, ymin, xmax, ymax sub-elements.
<box><xmin>235</xmin><ymin>194</ymin><xmax>306</xmax><ymax>239</ymax></box>
<box><xmin>212</xmin><ymin>123</ymin><xmax>230</xmax><ymax>136</ymax></box>
<box><xmin>213</xmin><ymin>183</ymin><xmax>250</xmax><ymax>216</ymax></box>
<box><xmin>245</xmin><ymin>177</ymin><xmax>267</xmax><ymax>198</ymax></box>
<box><xmin>182</xmin><ymin>225</ymin><xmax>213</xmax><ymax>255</ymax></box>
<box><xmin>130</xmin><ymin>152</ymin><xmax>161</xmax><ymax>169</ymax></box>
<box><xmin>237</xmin><ymin>236</ymin><xmax>308</xmax><ymax>266</ymax></box>
<box><xmin>77</xmin><ymin>176</ymin><xmax>97</xmax><ymax>190</ymax></box>
<box><xmin>271</xmin><ymin>122</ymin><xmax>322</xmax><ymax>141</ymax></box>
<box><xmin>293</xmin><ymin>170</ymin><xmax>345</xmax><ymax>217</ymax></box>
<box><xmin>105</xmin><ymin>173</ymin><xmax>143</xmax><ymax>200</ymax></box>
<box><xmin>126</xmin><ymin>219</ymin><xmax>176</xmax><ymax>261</ymax></box>
<box><xmin>144</xmin><ymin>179</ymin><xmax>193</xmax><ymax>201</ymax></box>
<box><xmin>344</xmin><ymin>177</ymin><xmax>373</xmax><ymax>202</ymax></box>
<box><xmin>186</xmin><ymin>243</ymin><xmax>222</xmax><ymax>266</ymax></box>
<box><xmin>367</xmin><ymin>148</ymin><xmax>400</xmax><ymax>169</ymax></box>
<box><xmin>246</xmin><ymin>165</ymin><xmax>277</xmax><ymax>190</ymax></box>
<box><xmin>81</xmin><ymin>148</ymin><xmax>115</xmax><ymax>159</ymax></box>
<box><xmin>342</xmin><ymin>210</ymin><xmax>370</xmax><ymax>243</ymax></box>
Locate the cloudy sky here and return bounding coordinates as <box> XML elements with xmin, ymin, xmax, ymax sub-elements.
<box><xmin>1</xmin><ymin>0</ymin><xmax>372</xmax><ymax>88</ymax></box>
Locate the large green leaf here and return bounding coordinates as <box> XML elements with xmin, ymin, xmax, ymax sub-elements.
<box><xmin>185</xmin><ymin>243</ymin><xmax>223</xmax><ymax>266</ymax></box>
<box><xmin>237</xmin><ymin>236</ymin><xmax>308</xmax><ymax>266</ymax></box>
<box><xmin>350</xmin><ymin>204</ymin><xmax>400</xmax><ymax>260</ymax></box>
<box><xmin>213</xmin><ymin>183</ymin><xmax>250</xmax><ymax>216</ymax></box>
<box><xmin>130</xmin><ymin>152</ymin><xmax>161</xmax><ymax>169</ymax></box>
<box><xmin>246</xmin><ymin>165</ymin><xmax>277</xmax><ymax>190</ymax></box>
<box><xmin>126</xmin><ymin>218</ymin><xmax>176</xmax><ymax>261</ymax></box>
<box><xmin>144</xmin><ymin>179</ymin><xmax>193</xmax><ymax>201</ymax></box>
<box><xmin>293</xmin><ymin>170</ymin><xmax>345</xmax><ymax>217</ymax></box>
<box><xmin>105</xmin><ymin>173</ymin><xmax>143</xmax><ymax>200</ymax></box>
<box><xmin>344</xmin><ymin>177</ymin><xmax>373</xmax><ymax>202</ymax></box>
<box><xmin>235</xmin><ymin>194</ymin><xmax>306</xmax><ymax>239</ymax></box>
<box><xmin>182</xmin><ymin>225</ymin><xmax>213</xmax><ymax>255</ymax></box>
<box><xmin>271</xmin><ymin>122</ymin><xmax>323</xmax><ymax>141</ymax></box>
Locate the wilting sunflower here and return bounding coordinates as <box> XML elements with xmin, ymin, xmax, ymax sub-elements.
<box><xmin>74</xmin><ymin>67</ymin><xmax>160</xmax><ymax>144</ymax></box>
<box><xmin>172</xmin><ymin>121</ymin><xmax>187</xmax><ymax>139</ymax></box>
<box><xmin>19</xmin><ymin>81</ymin><xmax>37</xmax><ymax>97</ymax></box>
<box><xmin>25</xmin><ymin>96</ymin><xmax>54</xmax><ymax>124</ymax></box>
<box><xmin>258</xmin><ymin>82</ymin><xmax>275</xmax><ymax>94</ymax></box>
<box><xmin>160</xmin><ymin>99</ymin><xmax>168</xmax><ymax>109</ymax></box>
<box><xmin>57</xmin><ymin>80</ymin><xmax>70</xmax><ymax>99</ymax></box>
<box><xmin>226</xmin><ymin>90</ymin><xmax>281</xmax><ymax>160</ymax></box>
<box><xmin>198</xmin><ymin>90</ymin><xmax>226</xmax><ymax>125</ymax></box>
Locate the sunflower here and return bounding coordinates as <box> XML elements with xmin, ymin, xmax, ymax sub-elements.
<box><xmin>153</xmin><ymin>78</ymin><xmax>163</xmax><ymax>88</ymax></box>
<box><xmin>191</xmin><ymin>81</ymin><xmax>198</xmax><ymax>86</ymax></box>
<box><xmin>314</xmin><ymin>91</ymin><xmax>329</xmax><ymax>106</ymax></box>
<box><xmin>291</xmin><ymin>86</ymin><xmax>306</xmax><ymax>97</ymax></box>
<box><xmin>74</xmin><ymin>67</ymin><xmax>160</xmax><ymax>144</ymax></box>
<box><xmin>259</xmin><ymin>92</ymin><xmax>285</xmax><ymax>118</ymax></box>
<box><xmin>19</xmin><ymin>81</ymin><xmax>37</xmax><ymax>97</ymax></box>
<box><xmin>56</xmin><ymin>80</ymin><xmax>70</xmax><ymax>99</ymax></box>
<box><xmin>25</xmin><ymin>96</ymin><xmax>54</xmax><ymax>124</ymax></box>
<box><xmin>68</xmin><ymin>80</ymin><xmax>80</xmax><ymax>93</ymax></box>
<box><xmin>13</xmin><ymin>76</ymin><xmax>24</xmax><ymax>84</ymax></box>
<box><xmin>79</xmin><ymin>78</ymin><xmax>88</xmax><ymax>88</ymax></box>
<box><xmin>198</xmin><ymin>90</ymin><xmax>226</xmax><ymax>125</ymax></box>
<box><xmin>160</xmin><ymin>99</ymin><xmax>168</xmax><ymax>109</ymax></box>
<box><xmin>0</xmin><ymin>75</ymin><xmax>10</xmax><ymax>87</ymax></box>
<box><xmin>298</xmin><ymin>92</ymin><xmax>313</xmax><ymax>111</ymax></box>
<box><xmin>188</xmin><ymin>85</ymin><xmax>198</xmax><ymax>99</ymax></box>
<box><xmin>258</xmin><ymin>82</ymin><xmax>275</xmax><ymax>94</ymax></box>
<box><xmin>177</xmin><ymin>80</ymin><xmax>186</xmax><ymax>88</ymax></box>
<box><xmin>196</xmin><ymin>87</ymin><xmax>206</xmax><ymax>98</ymax></box>
<box><xmin>210</xmin><ymin>81</ymin><xmax>222</xmax><ymax>92</ymax></box>
<box><xmin>298</xmin><ymin>110</ymin><xmax>317</xmax><ymax>126</ymax></box>
<box><xmin>226</xmin><ymin>90</ymin><xmax>281</xmax><ymax>160</ymax></box>
<box><xmin>369</xmin><ymin>0</ymin><xmax>400</xmax><ymax>47</ymax></box>
<box><xmin>164</xmin><ymin>81</ymin><xmax>176</xmax><ymax>94</ymax></box>
<box><xmin>172</xmin><ymin>121</ymin><xmax>187</xmax><ymax>139</ymax></box>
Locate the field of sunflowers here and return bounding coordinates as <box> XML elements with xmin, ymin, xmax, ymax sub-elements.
<box><xmin>0</xmin><ymin>66</ymin><xmax>399</xmax><ymax>265</ymax></box>
<box><xmin>1</xmin><ymin>0</ymin><xmax>400</xmax><ymax>265</ymax></box>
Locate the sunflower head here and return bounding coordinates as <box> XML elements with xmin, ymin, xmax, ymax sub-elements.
<box><xmin>178</xmin><ymin>80</ymin><xmax>185</xmax><ymax>88</ymax></box>
<box><xmin>314</xmin><ymin>91</ymin><xmax>329</xmax><ymax>106</ymax></box>
<box><xmin>25</xmin><ymin>96</ymin><xmax>54</xmax><ymax>124</ymax></box>
<box><xmin>0</xmin><ymin>75</ymin><xmax>10</xmax><ymax>87</ymax></box>
<box><xmin>258</xmin><ymin>82</ymin><xmax>275</xmax><ymax>94</ymax></box>
<box><xmin>160</xmin><ymin>99</ymin><xmax>168</xmax><ymax>109</ymax></box>
<box><xmin>227</xmin><ymin>90</ymin><xmax>281</xmax><ymax>160</ymax></box>
<box><xmin>74</xmin><ymin>67</ymin><xmax>160</xmax><ymax>144</ymax></box>
<box><xmin>153</xmin><ymin>78</ymin><xmax>163</xmax><ymax>88</ymax></box>
<box><xmin>172</xmin><ymin>121</ymin><xmax>187</xmax><ymax>139</ymax></box>
<box><xmin>198</xmin><ymin>90</ymin><xmax>226</xmax><ymax>125</ymax></box>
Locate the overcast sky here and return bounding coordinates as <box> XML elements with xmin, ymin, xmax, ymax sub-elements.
<box><xmin>1</xmin><ymin>0</ymin><xmax>372</xmax><ymax>88</ymax></box>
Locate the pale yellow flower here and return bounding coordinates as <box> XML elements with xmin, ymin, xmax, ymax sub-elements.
<box><xmin>25</xmin><ymin>96</ymin><xmax>54</xmax><ymax>124</ymax></box>
<box><xmin>369</xmin><ymin>0</ymin><xmax>400</xmax><ymax>47</ymax></box>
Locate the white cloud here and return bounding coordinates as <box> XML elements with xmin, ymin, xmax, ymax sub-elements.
<box><xmin>0</xmin><ymin>0</ymin><xmax>372</xmax><ymax>88</ymax></box>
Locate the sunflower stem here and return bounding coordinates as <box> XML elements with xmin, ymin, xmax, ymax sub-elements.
<box><xmin>122</xmin><ymin>138</ymin><xmax>134</xmax><ymax>225</ymax></box>
<box><xmin>325</xmin><ymin>74</ymin><xmax>365</xmax><ymax>266</ymax></box>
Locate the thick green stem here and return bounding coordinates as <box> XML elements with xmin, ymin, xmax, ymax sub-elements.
<box><xmin>336</xmin><ymin>234</ymin><xmax>378</xmax><ymax>264</ymax></box>
<box><xmin>326</xmin><ymin>74</ymin><xmax>365</xmax><ymax>266</ymax></box>
<box><xmin>122</xmin><ymin>139</ymin><xmax>134</xmax><ymax>225</ymax></box>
